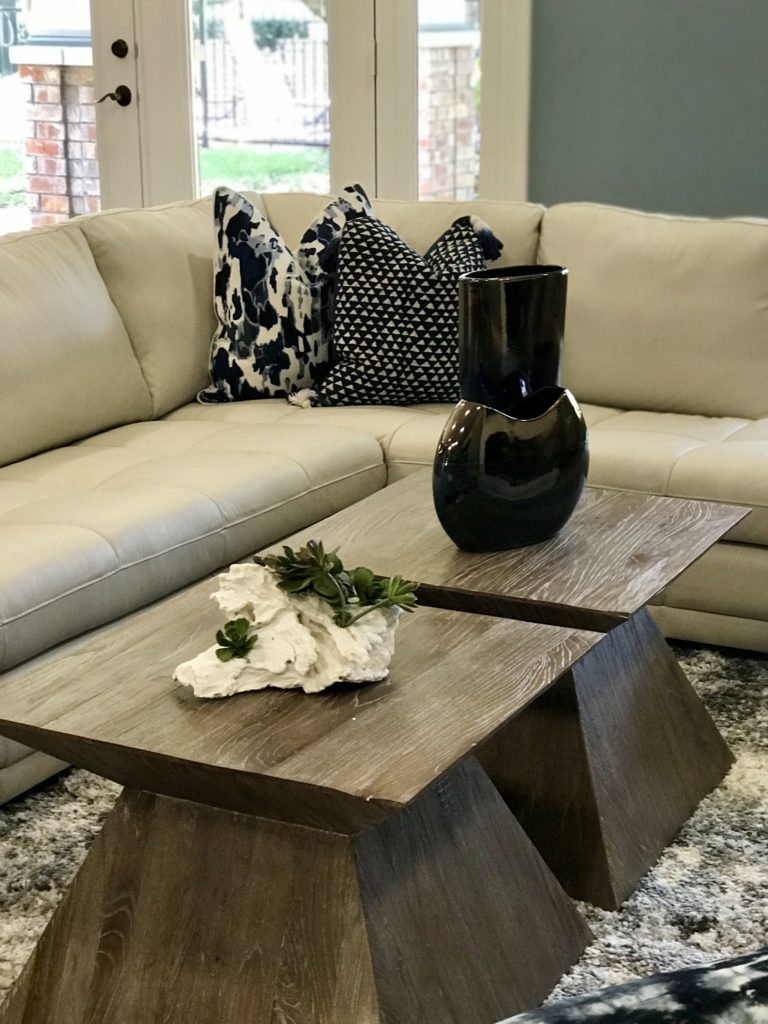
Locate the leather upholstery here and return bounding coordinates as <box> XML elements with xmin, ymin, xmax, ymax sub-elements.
<box><xmin>80</xmin><ymin>197</ymin><xmax>264</xmax><ymax>417</ymax></box>
<box><xmin>261</xmin><ymin>192</ymin><xmax>545</xmax><ymax>260</ymax></box>
<box><xmin>0</xmin><ymin>419</ymin><xmax>384</xmax><ymax>671</ymax></box>
<box><xmin>541</xmin><ymin>202</ymin><xmax>768</xmax><ymax>420</ymax></box>
<box><xmin>0</xmin><ymin>223</ymin><xmax>152</xmax><ymax>467</ymax></box>
<box><xmin>165</xmin><ymin>399</ymin><xmax>456</xmax><ymax>483</ymax></box>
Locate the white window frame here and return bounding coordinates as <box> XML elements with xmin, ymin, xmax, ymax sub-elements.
<box><xmin>115</xmin><ymin>0</ymin><xmax>531</xmax><ymax>207</ymax></box>
<box><xmin>478</xmin><ymin>0</ymin><xmax>531</xmax><ymax>201</ymax></box>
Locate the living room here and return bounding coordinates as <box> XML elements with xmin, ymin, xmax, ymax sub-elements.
<box><xmin>0</xmin><ymin>1</ymin><xmax>766</xmax><ymax>1021</ymax></box>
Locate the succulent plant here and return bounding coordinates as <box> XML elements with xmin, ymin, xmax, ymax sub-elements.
<box><xmin>254</xmin><ymin>540</ymin><xmax>418</xmax><ymax>627</ymax></box>
<box><xmin>215</xmin><ymin>617</ymin><xmax>258</xmax><ymax>662</ymax></box>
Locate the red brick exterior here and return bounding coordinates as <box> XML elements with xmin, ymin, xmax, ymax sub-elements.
<box><xmin>418</xmin><ymin>42</ymin><xmax>479</xmax><ymax>201</ymax></box>
<box><xmin>19</xmin><ymin>64</ymin><xmax>101</xmax><ymax>227</ymax></box>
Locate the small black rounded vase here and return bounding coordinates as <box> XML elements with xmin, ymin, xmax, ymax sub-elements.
<box><xmin>433</xmin><ymin>388</ymin><xmax>588</xmax><ymax>551</ymax></box>
<box><xmin>433</xmin><ymin>265</ymin><xmax>589</xmax><ymax>551</ymax></box>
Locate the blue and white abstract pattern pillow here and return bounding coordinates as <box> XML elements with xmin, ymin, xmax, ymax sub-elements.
<box><xmin>198</xmin><ymin>183</ymin><xmax>371</xmax><ymax>403</ymax></box>
<box><xmin>313</xmin><ymin>214</ymin><xmax>503</xmax><ymax>406</ymax></box>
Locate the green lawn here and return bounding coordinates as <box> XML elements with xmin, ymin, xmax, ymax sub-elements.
<box><xmin>198</xmin><ymin>144</ymin><xmax>328</xmax><ymax>193</ymax></box>
<box><xmin>0</xmin><ymin>142</ymin><xmax>329</xmax><ymax>212</ymax></box>
<box><xmin>0</xmin><ymin>145</ymin><xmax>24</xmax><ymax>207</ymax></box>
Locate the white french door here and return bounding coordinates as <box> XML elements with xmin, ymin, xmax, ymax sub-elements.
<box><xmin>0</xmin><ymin>0</ymin><xmax>145</xmax><ymax>235</ymax></box>
<box><xmin>94</xmin><ymin>0</ymin><xmax>531</xmax><ymax>209</ymax></box>
<box><xmin>91</xmin><ymin>0</ymin><xmax>197</xmax><ymax>209</ymax></box>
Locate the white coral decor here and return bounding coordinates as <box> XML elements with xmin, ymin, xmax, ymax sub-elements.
<box><xmin>173</xmin><ymin>563</ymin><xmax>400</xmax><ymax>698</ymax></box>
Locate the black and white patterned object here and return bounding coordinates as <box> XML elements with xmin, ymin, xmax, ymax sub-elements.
<box><xmin>314</xmin><ymin>214</ymin><xmax>503</xmax><ymax>406</ymax></box>
<box><xmin>198</xmin><ymin>184</ymin><xmax>371</xmax><ymax>403</ymax></box>
<box><xmin>297</xmin><ymin>182</ymin><xmax>373</xmax><ymax>341</ymax></box>
<box><xmin>502</xmin><ymin>948</ymin><xmax>768</xmax><ymax>1023</ymax></box>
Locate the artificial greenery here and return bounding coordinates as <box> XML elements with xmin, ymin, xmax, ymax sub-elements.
<box><xmin>215</xmin><ymin>617</ymin><xmax>258</xmax><ymax>662</ymax></box>
<box><xmin>254</xmin><ymin>540</ymin><xmax>418</xmax><ymax>628</ymax></box>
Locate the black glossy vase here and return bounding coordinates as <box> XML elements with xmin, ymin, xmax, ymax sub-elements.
<box><xmin>433</xmin><ymin>265</ymin><xmax>589</xmax><ymax>551</ymax></box>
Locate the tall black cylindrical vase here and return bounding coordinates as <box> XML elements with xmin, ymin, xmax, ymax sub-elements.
<box><xmin>433</xmin><ymin>265</ymin><xmax>589</xmax><ymax>552</ymax></box>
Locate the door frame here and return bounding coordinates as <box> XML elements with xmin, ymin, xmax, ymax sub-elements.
<box><xmin>90</xmin><ymin>0</ymin><xmax>143</xmax><ymax>208</ymax></box>
<box><xmin>115</xmin><ymin>0</ymin><xmax>532</xmax><ymax>207</ymax></box>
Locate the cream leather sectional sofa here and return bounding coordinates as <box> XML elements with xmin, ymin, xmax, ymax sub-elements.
<box><xmin>1</xmin><ymin>191</ymin><xmax>766</xmax><ymax>803</ymax></box>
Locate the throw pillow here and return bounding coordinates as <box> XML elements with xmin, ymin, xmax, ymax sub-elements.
<box><xmin>198</xmin><ymin>183</ymin><xmax>372</xmax><ymax>403</ymax></box>
<box><xmin>313</xmin><ymin>214</ymin><xmax>503</xmax><ymax>406</ymax></box>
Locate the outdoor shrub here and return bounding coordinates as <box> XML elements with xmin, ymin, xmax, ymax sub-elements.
<box><xmin>252</xmin><ymin>18</ymin><xmax>309</xmax><ymax>52</ymax></box>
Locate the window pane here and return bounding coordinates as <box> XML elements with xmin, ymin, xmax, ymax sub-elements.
<box><xmin>0</xmin><ymin>0</ymin><xmax>100</xmax><ymax>235</ymax></box>
<box><xmin>418</xmin><ymin>0</ymin><xmax>481</xmax><ymax>200</ymax></box>
<box><xmin>191</xmin><ymin>0</ymin><xmax>330</xmax><ymax>197</ymax></box>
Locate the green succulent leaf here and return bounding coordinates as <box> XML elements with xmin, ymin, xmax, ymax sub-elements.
<box><xmin>253</xmin><ymin>541</ymin><xmax>419</xmax><ymax>628</ymax></box>
<box><xmin>214</xmin><ymin>617</ymin><xmax>258</xmax><ymax>661</ymax></box>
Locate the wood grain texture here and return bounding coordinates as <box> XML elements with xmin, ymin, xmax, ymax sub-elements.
<box><xmin>478</xmin><ymin>673</ymin><xmax>614</xmax><ymax>908</ymax></box>
<box><xmin>0</xmin><ymin>789</ymin><xmax>378</xmax><ymax>1024</ymax></box>
<box><xmin>1</xmin><ymin>759</ymin><xmax>592</xmax><ymax>1024</ymax></box>
<box><xmin>273</xmin><ymin>471</ymin><xmax>746</xmax><ymax>629</ymax></box>
<box><xmin>0</xmin><ymin>601</ymin><xmax>598</xmax><ymax>831</ymax></box>
<box><xmin>478</xmin><ymin>609</ymin><xmax>734</xmax><ymax>909</ymax></box>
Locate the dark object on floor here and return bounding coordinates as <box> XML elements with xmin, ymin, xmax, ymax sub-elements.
<box><xmin>433</xmin><ymin>265</ymin><xmax>588</xmax><ymax>551</ymax></box>
<box><xmin>499</xmin><ymin>947</ymin><xmax>768</xmax><ymax>1022</ymax></box>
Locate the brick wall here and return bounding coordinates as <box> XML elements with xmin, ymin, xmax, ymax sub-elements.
<box><xmin>419</xmin><ymin>41</ymin><xmax>479</xmax><ymax>201</ymax></box>
<box><xmin>20</xmin><ymin>63</ymin><xmax>100</xmax><ymax>227</ymax></box>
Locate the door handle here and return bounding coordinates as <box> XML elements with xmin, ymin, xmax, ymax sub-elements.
<box><xmin>97</xmin><ymin>85</ymin><xmax>132</xmax><ymax>107</ymax></box>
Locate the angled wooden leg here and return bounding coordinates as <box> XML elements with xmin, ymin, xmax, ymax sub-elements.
<box><xmin>479</xmin><ymin>608</ymin><xmax>734</xmax><ymax>910</ymax></box>
<box><xmin>1</xmin><ymin>757</ymin><xmax>591</xmax><ymax>1024</ymax></box>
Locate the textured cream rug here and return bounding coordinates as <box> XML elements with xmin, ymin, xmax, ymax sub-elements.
<box><xmin>0</xmin><ymin>644</ymin><xmax>766</xmax><ymax>1005</ymax></box>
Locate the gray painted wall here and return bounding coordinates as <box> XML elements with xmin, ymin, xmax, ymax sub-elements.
<box><xmin>528</xmin><ymin>0</ymin><xmax>768</xmax><ymax>217</ymax></box>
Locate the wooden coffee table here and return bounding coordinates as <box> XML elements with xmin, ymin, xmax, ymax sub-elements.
<box><xmin>0</xmin><ymin>598</ymin><xmax>598</xmax><ymax>1023</ymax></box>
<box><xmin>0</xmin><ymin>475</ymin><xmax>746</xmax><ymax>1023</ymax></box>
<box><xmin>280</xmin><ymin>472</ymin><xmax>748</xmax><ymax>909</ymax></box>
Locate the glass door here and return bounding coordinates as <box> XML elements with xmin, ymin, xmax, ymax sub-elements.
<box><xmin>418</xmin><ymin>0</ymin><xmax>481</xmax><ymax>200</ymax></box>
<box><xmin>190</xmin><ymin>0</ymin><xmax>330</xmax><ymax>196</ymax></box>
<box><xmin>0</xmin><ymin>0</ymin><xmax>143</xmax><ymax>236</ymax></box>
<box><xmin>0</xmin><ymin>0</ymin><xmax>26</xmax><ymax>233</ymax></box>
<box><xmin>123</xmin><ymin>0</ymin><xmax>530</xmax><ymax>207</ymax></box>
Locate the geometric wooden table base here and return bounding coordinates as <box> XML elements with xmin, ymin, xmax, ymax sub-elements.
<box><xmin>478</xmin><ymin>609</ymin><xmax>734</xmax><ymax>909</ymax></box>
<box><xmin>1</xmin><ymin>475</ymin><xmax>747</xmax><ymax>1019</ymax></box>
<box><xmin>0</xmin><ymin>758</ymin><xmax>591</xmax><ymax>1024</ymax></box>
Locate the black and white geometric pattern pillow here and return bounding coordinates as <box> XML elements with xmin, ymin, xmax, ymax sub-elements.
<box><xmin>297</xmin><ymin>183</ymin><xmax>373</xmax><ymax>342</ymax></box>
<box><xmin>198</xmin><ymin>183</ymin><xmax>371</xmax><ymax>403</ymax></box>
<box><xmin>313</xmin><ymin>215</ymin><xmax>503</xmax><ymax>406</ymax></box>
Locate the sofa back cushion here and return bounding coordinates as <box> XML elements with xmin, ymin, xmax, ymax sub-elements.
<box><xmin>540</xmin><ymin>202</ymin><xmax>768</xmax><ymax>419</ymax></box>
<box><xmin>0</xmin><ymin>224</ymin><xmax>153</xmax><ymax>467</ymax></box>
<box><xmin>80</xmin><ymin>194</ymin><xmax>264</xmax><ymax>417</ymax></box>
<box><xmin>262</xmin><ymin>193</ymin><xmax>545</xmax><ymax>260</ymax></box>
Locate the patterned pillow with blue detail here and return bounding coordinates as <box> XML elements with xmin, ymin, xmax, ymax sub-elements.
<box><xmin>197</xmin><ymin>183</ymin><xmax>372</xmax><ymax>404</ymax></box>
<box><xmin>312</xmin><ymin>213</ymin><xmax>503</xmax><ymax>407</ymax></box>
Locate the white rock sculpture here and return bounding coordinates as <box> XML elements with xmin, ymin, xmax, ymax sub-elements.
<box><xmin>174</xmin><ymin>562</ymin><xmax>400</xmax><ymax>698</ymax></box>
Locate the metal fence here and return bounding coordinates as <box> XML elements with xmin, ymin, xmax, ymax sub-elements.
<box><xmin>199</xmin><ymin>35</ymin><xmax>328</xmax><ymax>147</ymax></box>
<box><xmin>280</xmin><ymin>37</ymin><xmax>328</xmax><ymax>144</ymax></box>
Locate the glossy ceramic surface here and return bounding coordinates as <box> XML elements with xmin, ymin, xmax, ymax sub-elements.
<box><xmin>459</xmin><ymin>265</ymin><xmax>568</xmax><ymax>407</ymax></box>
<box><xmin>433</xmin><ymin>388</ymin><xmax>589</xmax><ymax>551</ymax></box>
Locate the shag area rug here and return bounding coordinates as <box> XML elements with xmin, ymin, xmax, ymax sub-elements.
<box><xmin>0</xmin><ymin>643</ymin><xmax>766</xmax><ymax>1007</ymax></box>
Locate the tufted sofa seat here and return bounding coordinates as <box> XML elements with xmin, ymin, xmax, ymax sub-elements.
<box><xmin>1</xmin><ymin>190</ymin><xmax>767</xmax><ymax>802</ymax></box>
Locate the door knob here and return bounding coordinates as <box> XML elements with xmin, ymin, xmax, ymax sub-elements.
<box><xmin>96</xmin><ymin>85</ymin><xmax>132</xmax><ymax>107</ymax></box>
<box><xmin>111</xmin><ymin>38</ymin><xmax>130</xmax><ymax>58</ymax></box>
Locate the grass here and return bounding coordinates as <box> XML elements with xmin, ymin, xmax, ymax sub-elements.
<box><xmin>198</xmin><ymin>144</ymin><xmax>328</xmax><ymax>193</ymax></box>
<box><xmin>0</xmin><ymin>146</ymin><xmax>24</xmax><ymax>209</ymax></box>
<box><xmin>0</xmin><ymin>141</ymin><xmax>329</xmax><ymax>212</ymax></box>
<box><xmin>0</xmin><ymin>145</ymin><xmax>22</xmax><ymax>179</ymax></box>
